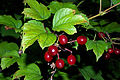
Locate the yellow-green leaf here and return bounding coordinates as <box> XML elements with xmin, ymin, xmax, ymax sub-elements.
<box><xmin>23</xmin><ymin>0</ymin><xmax>51</xmax><ymax>20</ymax></box>
<box><xmin>22</xmin><ymin>20</ymin><xmax>56</xmax><ymax>52</ymax></box>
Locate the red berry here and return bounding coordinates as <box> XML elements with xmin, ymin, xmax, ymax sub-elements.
<box><xmin>108</xmin><ymin>48</ymin><xmax>114</xmax><ymax>54</ymax></box>
<box><xmin>77</xmin><ymin>36</ymin><xmax>87</xmax><ymax>45</ymax></box>
<box><xmin>114</xmin><ymin>49</ymin><xmax>120</xmax><ymax>55</ymax></box>
<box><xmin>55</xmin><ymin>59</ymin><xmax>64</xmax><ymax>69</ymax></box>
<box><xmin>104</xmin><ymin>53</ymin><xmax>110</xmax><ymax>60</ymax></box>
<box><xmin>44</xmin><ymin>51</ymin><xmax>53</xmax><ymax>62</ymax></box>
<box><xmin>48</xmin><ymin>45</ymin><xmax>58</xmax><ymax>56</ymax></box>
<box><xmin>67</xmin><ymin>55</ymin><xmax>76</xmax><ymax>65</ymax></box>
<box><xmin>59</xmin><ymin>35</ymin><xmax>68</xmax><ymax>45</ymax></box>
<box><xmin>98</xmin><ymin>32</ymin><xmax>105</xmax><ymax>38</ymax></box>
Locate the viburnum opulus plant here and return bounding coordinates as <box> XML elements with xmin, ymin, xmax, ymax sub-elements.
<box><xmin>0</xmin><ymin>0</ymin><xmax>120</xmax><ymax>80</ymax></box>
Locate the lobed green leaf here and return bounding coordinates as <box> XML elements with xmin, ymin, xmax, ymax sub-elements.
<box><xmin>86</xmin><ymin>40</ymin><xmax>110</xmax><ymax>61</ymax></box>
<box><xmin>23</xmin><ymin>0</ymin><xmax>51</xmax><ymax>20</ymax></box>
<box><xmin>52</xmin><ymin>8</ymin><xmax>88</xmax><ymax>35</ymax></box>
<box><xmin>22</xmin><ymin>20</ymin><xmax>56</xmax><ymax>52</ymax></box>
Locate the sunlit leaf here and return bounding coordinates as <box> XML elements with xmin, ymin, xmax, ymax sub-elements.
<box><xmin>52</xmin><ymin>8</ymin><xmax>88</xmax><ymax>35</ymax></box>
<box><xmin>23</xmin><ymin>0</ymin><xmax>51</xmax><ymax>20</ymax></box>
<box><xmin>86</xmin><ymin>40</ymin><xmax>109</xmax><ymax>61</ymax></box>
<box><xmin>22</xmin><ymin>20</ymin><xmax>56</xmax><ymax>52</ymax></box>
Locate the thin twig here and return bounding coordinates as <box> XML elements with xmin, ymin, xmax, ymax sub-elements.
<box><xmin>65</xmin><ymin>48</ymin><xmax>72</xmax><ymax>54</ymax></box>
<box><xmin>99</xmin><ymin>0</ymin><xmax>102</xmax><ymax>13</ymax></box>
<box><xmin>89</xmin><ymin>2</ymin><xmax>120</xmax><ymax>20</ymax></box>
<box><xmin>77</xmin><ymin>0</ymin><xmax>85</xmax><ymax>7</ymax></box>
<box><xmin>93</xmin><ymin>34</ymin><xmax>96</xmax><ymax>41</ymax></box>
<box><xmin>106</xmin><ymin>32</ymin><xmax>115</xmax><ymax>50</ymax></box>
<box><xmin>112</xmin><ymin>42</ymin><xmax>120</xmax><ymax>45</ymax></box>
<box><xmin>67</xmin><ymin>40</ymin><xmax>77</xmax><ymax>43</ymax></box>
<box><xmin>104</xmin><ymin>2</ymin><xmax>120</xmax><ymax>12</ymax></box>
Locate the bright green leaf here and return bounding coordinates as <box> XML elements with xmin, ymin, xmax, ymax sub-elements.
<box><xmin>48</xmin><ymin>1</ymin><xmax>79</xmax><ymax>14</ymax></box>
<box><xmin>0</xmin><ymin>15</ymin><xmax>22</xmax><ymax>28</ymax></box>
<box><xmin>23</xmin><ymin>0</ymin><xmax>51</xmax><ymax>20</ymax></box>
<box><xmin>17</xmin><ymin>54</ymin><xmax>27</xmax><ymax>69</ymax></box>
<box><xmin>22</xmin><ymin>20</ymin><xmax>56</xmax><ymax>52</ymax></box>
<box><xmin>52</xmin><ymin>8</ymin><xmax>88</xmax><ymax>35</ymax></box>
<box><xmin>1</xmin><ymin>57</ymin><xmax>18</xmax><ymax>70</ymax></box>
<box><xmin>86</xmin><ymin>40</ymin><xmax>109</xmax><ymax>61</ymax></box>
<box><xmin>38</xmin><ymin>33</ymin><xmax>56</xmax><ymax>49</ymax></box>
<box><xmin>13</xmin><ymin>63</ymin><xmax>42</xmax><ymax>80</ymax></box>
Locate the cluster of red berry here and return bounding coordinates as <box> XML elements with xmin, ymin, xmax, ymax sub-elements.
<box><xmin>44</xmin><ymin>35</ymin><xmax>87</xmax><ymax>69</ymax></box>
<box><xmin>98</xmin><ymin>32</ymin><xmax>120</xmax><ymax>60</ymax></box>
<box><xmin>104</xmin><ymin>48</ymin><xmax>120</xmax><ymax>60</ymax></box>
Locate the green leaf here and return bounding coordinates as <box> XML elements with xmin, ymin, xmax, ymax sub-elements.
<box><xmin>103</xmin><ymin>22</ymin><xmax>120</xmax><ymax>33</ymax></box>
<box><xmin>22</xmin><ymin>20</ymin><xmax>56</xmax><ymax>52</ymax></box>
<box><xmin>13</xmin><ymin>63</ymin><xmax>43</xmax><ymax>80</ymax></box>
<box><xmin>52</xmin><ymin>8</ymin><xmax>88</xmax><ymax>35</ymax></box>
<box><xmin>23</xmin><ymin>0</ymin><xmax>51</xmax><ymax>20</ymax></box>
<box><xmin>0</xmin><ymin>42</ymin><xmax>19</xmax><ymax>58</ymax></box>
<box><xmin>55</xmin><ymin>71</ymin><xmax>70</xmax><ymax>80</ymax></box>
<box><xmin>85</xmin><ymin>40</ymin><xmax>109</xmax><ymax>61</ymax></box>
<box><xmin>0</xmin><ymin>26</ymin><xmax>20</xmax><ymax>38</ymax></box>
<box><xmin>0</xmin><ymin>15</ymin><xmax>22</xmax><ymax>28</ymax></box>
<box><xmin>79</xmin><ymin>66</ymin><xmax>104</xmax><ymax>80</ymax></box>
<box><xmin>0</xmin><ymin>73</ymin><xmax>11</xmax><ymax>80</ymax></box>
<box><xmin>17</xmin><ymin>54</ymin><xmax>27</xmax><ymax>69</ymax></box>
<box><xmin>1</xmin><ymin>57</ymin><xmax>18</xmax><ymax>70</ymax></box>
<box><xmin>112</xmin><ymin>0</ymin><xmax>120</xmax><ymax>5</ymax></box>
<box><xmin>48</xmin><ymin>1</ymin><xmax>79</xmax><ymax>14</ymax></box>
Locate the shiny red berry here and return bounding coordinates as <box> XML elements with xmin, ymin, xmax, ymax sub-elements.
<box><xmin>59</xmin><ymin>35</ymin><xmax>68</xmax><ymax>45</ymax></box>
<box><xmin>55</xmin><ymin>59</ymin><xmax>64</xmax><ymax>69</ymax></box>
<box><xmin>48</xmin><ymin>45</ymin><xmax>58</xmax><ymax>56</ymax></box>
<box><xmin>104</xmin><ymin>53</ymin><xmax>110</xmax><ymax>60</ymax></box>
<box><xmin>77</xmin><ymin>36</ymin><xmax>87</xmax><ymax>45</ymax></box>
<box><xmin>44</xmin><ymin>51</ymin><xmax>53</xmax><ymax>62</ymax></box>
<box><xmin>98</xmin><ymin>32</ymin><xmax>105</xmax><ymax>38</ymax></box>
<box><xmin>114</xmin><ymin>49</ymin><xmax>120</xmax><ymax>55</ymax></box>
<box><xmin>108</xmin><ymin>48</ymin><xmax>114</xmax><ymax>54</ymax></box>
<box><xmin>67</xmin><ymin>55</ymin><xmax>76</xmax><ymax>65</ymax></box>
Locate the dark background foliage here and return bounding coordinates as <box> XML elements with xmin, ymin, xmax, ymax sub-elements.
<box><xmin>0</xmin><ymin>0</ymin><xmax>120</xmax><ymax>80</ymax></box>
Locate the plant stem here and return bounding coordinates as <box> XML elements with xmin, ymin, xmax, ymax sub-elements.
<box><xmin>77</xmin><ymin>0</ymin><xmax>85</xmax><ymax>7</ymax></box>
<box><xmin>57</xmin><ymin>53</ymin><xmax>60</xmax><ymax>59</ymax></box>
<box><xmin>99</xmin><ymin>0</ymin><xmax>102</xmax><ymax>13</ymax></box>
<box><xmin>112</xmin><ymin>38</ymin><xmax>120</xmax><ymax>41</ymax></box>
<box><xmin>67</xmin><ymin>40</ymin><xmax>77</xmax><ymax>43</ymax></box>
<box><xmin>89</xmin><ymin>2</ymin><xmax>120</xmax><ymax>20</ymax></box>
<box><xmin>65</xmin><ymin>48</ymin><xmax>72</xmax><ymax>54</ymax></box>
<box><xmin>106</xmin><ymin>32</ymin><xmax>115</xmax><ymax>50</ymax></box>
<box><xmin>104</xmin><ymin>2</ymin><xmax>120</xmax><ymax>12</ymax></box>
<box><xmin>93</xmin><ymin>34</ymin><xmax>96</xmax><ymax>41</ymax></box>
